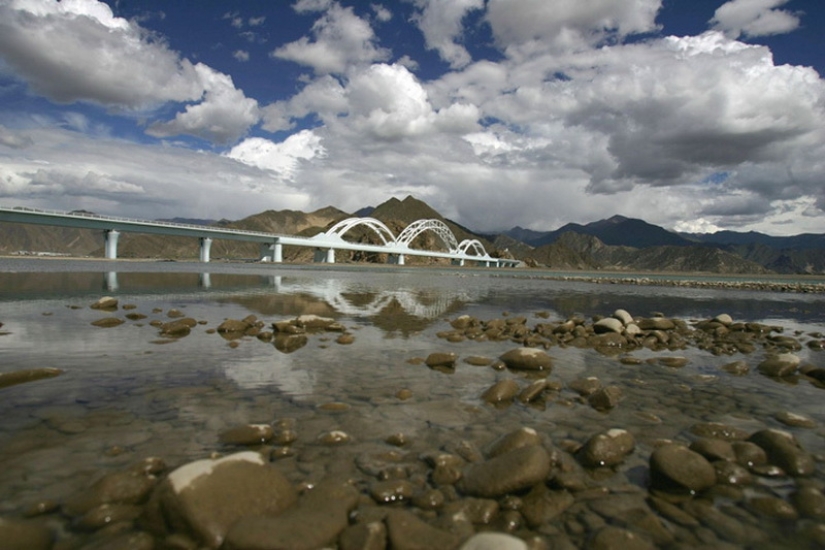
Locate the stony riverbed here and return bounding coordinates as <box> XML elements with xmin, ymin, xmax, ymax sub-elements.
<box><xmin>1</xmin><ymin>285</ymin><xmax>824</xmax><ymax>550</ymax></box>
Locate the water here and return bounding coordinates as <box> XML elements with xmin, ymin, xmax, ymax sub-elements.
<box><xmin>1</xmin><ymin>258</ymin><xmax>824</xmax><ymax>547</ymax></box>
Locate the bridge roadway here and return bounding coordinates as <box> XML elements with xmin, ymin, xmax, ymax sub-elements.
<box><xmin>0</xmin><ymin>205</ymin><xmax>519</xmax><ymax>267</ymax></box>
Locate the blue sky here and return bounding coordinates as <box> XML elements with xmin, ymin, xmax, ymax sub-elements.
<box><xmin>1</xmin><ymin>0</ymin><xmax>824</xmax><ymax>235</ymax></box>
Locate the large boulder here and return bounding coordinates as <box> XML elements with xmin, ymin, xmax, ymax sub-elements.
<box><xmin>499</xmin><ymin>348</ymin><xmax>553</xmax><ymax>371</ymax></box>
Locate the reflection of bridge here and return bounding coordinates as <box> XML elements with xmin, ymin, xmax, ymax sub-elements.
<box><xmin>0</xmin><ymin>206</ymin><xmax>519</xmax><ymax>267</ymax></box>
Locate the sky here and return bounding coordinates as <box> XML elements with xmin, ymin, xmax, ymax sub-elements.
<box><xmin>1</xmin><ymin>0</ymin><xmax>824</xmax><ymax>236</ymax></box>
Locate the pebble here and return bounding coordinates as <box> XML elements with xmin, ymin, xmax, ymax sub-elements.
<box><xmin>90</xmin><ymin>296</ymin><xmax>118</xmax><ymax>310</ymax></box>
<box><xmin>588</xmin><ymin>386</ymin><xmax>622</xmax><ymax>411</ymax></box>
<box><xmin>459</xmin><ymin>445</ymin><xmax>552</xmax><ymax>498</ymax></box>
<box><xmin>91</xmin><ymin>317</ymin><xmax>124</xmax><ymax>327</ymax></box>
<box><xmin>757</xmin><ymin>353</ymin><xmax>801</xmax><ymax>377</ymax></box>
<box><xmin>578</xmin><ymin>429</ymin><xmax>635</xmax><ymax>467</ymax></box>
<box><xmin>649</xmin><ymin>444</ymin><xmax>716</xmax><ymax>493</ymax></box>
<box><xmin>748</xmin><ymin>429</ymin><xmax>816</xmax><ymax>476</ymax></box>
<box><xmin>0</xmin><ymin>368</ymin><xmax>63</xmax><ymax>389</ymax></box>
<box><xmin>774</xmin><ymin>411</ymin><xmax>816</xmax><ymax>428</ymax></box>
<box><xmin>385</xmin><ymin>509</ymin><xmax>461</xmax><ymax>550</ymax></box>
<box><xmin>459</xmin><ymin>532</ymin><xmax>527</xmax><ymax>550</ymax></box>
<box><xmin>218</xmin><ymin>424</ymin><xmax>274</xmax><ymax>446</ymax></box>
<box><xmin>425</xmin><ymin>352</ymin><xmax>458</xmax><ymax>370</ymax></box>
<box><xmin>498</xmin><ymin>348</ymin><xmax>553</xmax><ymax>371</ymax></box>
<box><xmin>481</xmin><ymin>379</ymin><xmax>520</xmax><ymax>405</ymax></box>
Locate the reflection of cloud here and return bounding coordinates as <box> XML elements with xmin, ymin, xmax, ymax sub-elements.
<box><xmin>223</xmin><ymin>354</ymin><xmax>315</xmax><ymax>392</ymax></box>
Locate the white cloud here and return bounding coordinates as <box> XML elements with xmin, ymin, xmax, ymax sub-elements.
<box><xmin>0</xmin><ymin>0</ymin><xmax>260</xmax><ymax>144</ymax></box>
<box><xmin>710</xmin><ymin>0</ymin><xmax>800</xmax><ymax>39</ymax></box>
<box><xmin>226</xmin><ymin>130</ymin><xmax>326</xmax><ymax>180</ymax></box>
<box><xmin>371</xmin><ymin>4</ymin><xmax>392</xmax><ymax>23</ymax></box>
<box><xmin>271</xmin><ymin>2</ymin><xmax>390</xmax><ymax>75</ymax></box>
<box><xmin>234</xmin><ymin>50</ymin><xmax>250</xmax><ymax>62</ymax></box>
<box><xmin>411</xmin><ymin>0</ymin><xmax>484</xmax><ymax>69</ymax></box>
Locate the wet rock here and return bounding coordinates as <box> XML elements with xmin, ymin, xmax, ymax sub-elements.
<box><xmin>713</xmin><ymin>461</ymin><xmax>753</xmax><ymax>486</ymax></box>
<box><xmin>64</xmin><ymin>461</ymin><xmax>161</xmax><ymax>516</ymax></box>
<box><xmin>339</xmin><ymin>521</ymin><xmax>387</xmax><ymax>550</ymax></box>
<box><xmin>385</xmin><ymin>509</ymin><xmax>461</xmax><ymax>550</ymax></box>
<box><xmin>294</xmin><ymin>314</ymin><xmax>344</xmax><ymax>332</ymax></box>
<box><xmin>689</xmin><ymin>438</ymin><xmax>736</xmax><ymax>462</ymax></box>
<box><xmin>167</xmin><ymin>308</ymin><xmax>186</xmax><ymax>318</ymax></box>
<box><xmin>459</xmin><ymin>445</ymin><xmax>552</xmax><ymax>498</ymax></box>
<box><xmin>683</xmin><ymin>500</ymin><xmax>750</xmax><ymax>545</ymax></box>
<box><xmin>587</xmin><ymin>495</ymin><xmax>673</xmax><ymax>545</ymax></box>
<box><xmin>336</xmin><ymin>333</ymin><xmax>355</xmax><ymax>345</ymax></box>
<box><xmin>714</xmin><ymin>314</ymin><xmax>733</xmax><ymax>326</ymax></box>
<box><xmin>579</xmin><ymin>429</ymin><xmax>635</xmax><ymax>468</ymax></box>
<box><xmin>746</xmin><ymin>496</ymin><xmax>798</xmax><ymax>520</ymax></box>
<box><xmin>425</xmin><ymin>352</ymin><xmax>458</xmax><ymax>370</ymax></box>
<box><xmin>588</xmin><ymin>526</ymin><xmax>655</xmax><ymax>550</ymax></box>
<box><xmin>0</xmin><ymin>368</ymin><xmax>63</xmax><ymax>389</ymax></box>
<box><xmin>637</xmin><ymin>318</ymin><xmax>675</xmax><ymax>331</ymax></box>
<box><xmin>792</xmin><ymin>487</ymin><xmax>825</xmax><ymax>519</ymax></box>
<box><xmin>370</xmin><ymin>479</ymin><xmax>415</xmax><ymax>503</ymax></box>
<box><xmin>520</xmin><ymin>484</ymin><xmax>574</xmax><ymax>527</ymax></box>
<box><xmin>648</xmin><ymin>496</ymin><xmax>699</xmax><ymax>527</ymax></box>
<box><xmin>732</xmin><ymin>441</ymin><xmax>768</xmax><ymax>468</ymax></box>
<box><xmin>757</xmin><ymin>353</ymin><xmax>800</xmax><ymax>377</ymax></box>
<box><xmin>318</xmin><ymin>430</ymin><xmax>350</xmax><ymax>445</ymax></box>
<box><xmin>80</xmin><ymin>531</ymin><xmax>155</xmax><ymax>550</ymax></box>
<box><xmin>487</xmin><ymin>427</ymin><xmax>541</xmax><ymax>458</ymax></box>
<box><xmin>90</xmin><ymin>296</ymin><xmax>118</xmax><ymax>310</ymax></box>
<box><xmin>91</xmin><ymin>317</ymin><xmax>124</xmax><ymax>328</ymax></box>
<box><xmin>429</xmin><ymin>453</ymin><xmax>465</xmax><ymax>486</ymax></box>
<box><xmin>594</xmin><ymin>318</ymin><xmax>623</xmax><ymax>334</ymax></box>
<box><xmin>569</xmin><ymin>377</ymin><xmax>602</xmax><ymax>397</ymax></box>
<box><xmin>774</xmin><ymin>411</ymin><xmax>816</xmax><ymax>428</ymax></box>
<box><xmin>649</xmin><ymin>444</ymin><xmax>716</xmax><ymax>493</ymax></box>
<box><xmin>273</xmin><ymin>334</ymin><xmax>308</xmax><ymax>353</ymax></box>
<box><xmin>219</xmin><ymin>424</ymin><xmax>274</xmax><ymax>446</ymax></box>
<box><xmin>481</xmin><ymin>379</ymin><xmax>520</xmax><ymax>405</ymax></box>
<box><xmin>588</xmin><ymin>386</ymin><xmax>622</xmax><ymax>411</ymax></box>
<box><xmin>0</xmin><ymin>518</ymin><xmax>53</xmax><ymax>550</ymax></box>
<box><xmin>442</xmin><ymin>498</ymin><xmax>499</xmax><ymax>526</ymax></box>
<box><xmin>459</xmin><ymin>532</ymin><xmax>527</xmax><ymax>550</ymax></box>
<box><xmin>748</xmin><ymin>429</ymin><xmax>815</xmax><ymax>476</ymax></box>
<box><xmin>147</xmin><ymin>451</ymin><xmax>297</xmax><ymax>548</ymax></box>
<box><xmin>464</xmin><ymin>356</ymin><xmax>492</xmax><ymax>366</ymax></box>
<box><xmin>412</xmin><ymin>488</ymin><xmax>445</xmax><ymax>510</ymax></box>
<box><xmin>657</xmin><ymin>356</ymin><xmax>688</xmax><ymax>368</ymax></box>
<box><xmin>160</xmin><ymin>318</ymin><xmax>198</xmax><ymax>337</ymax></box>
<box><xmin>499</xmin><ymin>348</ymin><xmax>553</xmax><ymax>371</ymax></box>
<box><xmin>518</xmin><ymin>379</ymin><xmax>549</xmax><ymax>403</ymax></box>
<box><xmin>217</xmin><ymin>319</ymin><xmax>250</xmax><ymax>335</ymax></box>
<box><xmin>721</xmin><ymin>361</ymin><xmax>749</xmax><ymax>375</ymax></box>
<box><xmin>689</xmin><ymin>422</ymin><xmax>749</xmax><ymax>441</ymax></box>
<box><xmin>613</xmin><ymin>309</ymin><xmax>634</xmax><ymax>326</ymax></box>
<box><xmin>224</xmin><ymin>478</ymin><xmax>359</xmax><ymax>550</ymax></box>
<box><xmin>73</xmin><ymin>502</ymin><xmax>142</xmax><ymax>530</ymax></box>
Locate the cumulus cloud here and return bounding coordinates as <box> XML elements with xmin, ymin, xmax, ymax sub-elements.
<box><xmin>411</xmin><ymin>0</ymin><xmax>484</xmax><ymax>69</ymax></box>
<box><xmin>226</xmin><ymin>130</ymin><xmax>326</xmax><ymax>180</ymax></box>
<box><xmin>0</xmin><ymin>0</ymin><xmax>259</xmax><ymax>143</ymax></box>
<box><xmin>271</xmin><ymin>1</ymin><xmax>390</xmax><ymax>74</ymax></box>
<box><xmin>710</xmin><ymin>0</ymin><xmax>801</xmax><ymax>39</ymax></box>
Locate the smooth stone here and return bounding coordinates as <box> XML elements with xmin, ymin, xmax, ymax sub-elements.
<box><xmin>317</xmin><ymin>430</ymin><xmax>351</xmax><ymax>445</ymax></box>
<box><xmin>792</xmin><ymin>487</ymin><xmax>825</xmax><ymax>519</ymax></box>
<box><xmin>746</xmin><ymin>496</ymin><xmax>798</xmax><ymax>520</ymax></box>
<box><xmin>774</xmin><ymin>411</ymin><xmax>816</xmax><ymax>428</ymax></box>
<box><xmin>518</xmin><ymin>379</ymin><xmax>548</xmax><ymax>403</ymax></box>
<box><xmin>0</xmin><ymin>368</ymin><xmax>63</xmax><ymax>389</ymax></box>
<box><xmin>429</xmin><ymin>453</ymin><xmax>465</xmax><ymax>486</ymax></box>
<box><xmin>624</xmin><ymin>323</ymin><xmax>642</xmax><ymax>337</ymax></box>
<box><xmin>425</xmin><ymin>352</ymin><xmax>458</xmax><ymax>369</ymax></box>
<box><xmin>748</xmin><ymin>429</ymin><xmax>815</xmax><ymax>476</ymax></box>
<box><xmin>339</xmin><ymin>521</ymin><xmax>387</xmax><ymax>550</ymax></box>
<box><xmin>464</xmin><ymin>356</ymin><xmax>492</xmax><ymax>366</ymax></box>
<box><xmin>588</xmin><ymin>386</ymin><xmax>622</xmax><ymax>411</ymax></box>
<box><xmin>657</xmin><ymin>356</ymin><xmax>688</xmax><ymax>368</ymax></box>
<box><xmin>579</xmin><ymin>429</ymin><xmax>635</xmax><ymax>467</ymax></box>
<box><xmin>649</xmin><ymin>444</ymin><xmax>716</xmax><ymax>493</ymax></box>
<box><xmin>689</xmin><ymin>422</ymin><xmax>749</xmax><ymax>441</ymax></box>
<box><xmin>499</xmin><ymin>348</ymin><xmax>553</xmax><ymax>371</ymax></box>
<box><xmin>336</xmin><ymin>333</ymin><xmax>355</xmax><ymax>344</ymax></box>
<box><xmin>714</xmin><ymin>314</ymin><xmax>733</xmax><ymax>326</ymax></box>
<box><xmin>217</xmin><ymin>319</ymin><xmax>250</xmax><ymax>334</ymax></box>
<box><xmin>294</xmin><ymin>314</ymin><xmax>343</xmax><ymax>331</ymax></box>
<box><xmin>459</xmin><ymin>445</ymin><xmax>552</xmax><ymax>498</ymax></box>
<box><xmin>90</xmin><ymin>296</ymin><xmax>118</xmax><ymax>310</ymax></box>
<box><xmin>682</xmin><ymin>500</ymin><xmax>750</xmax><ymax>545</ymax></box>
<box><xmin>486</xmin><ymin>427</ymin><xmax>541</xmax><ymax>458</ymax></box>
<box><xmin>757</xmin><ymin>353</ymin><xmax>801</xmax><ymax>377</ymax></box>
<box><xmin>689</xmin><ymin>438</ymin><xmax>736</xmax><ymax>462</ymax></box>
<box><xmin>588</xmin><ymin>526</ymin><xmax>655</xmax><ymax>550</ymax></box>
<box><xmin>370</xmin><ymin>479</ymin><xmax>414</xmax><ymax>504</ymax></box>
<box><xmin>219</xmin><ymin>424</ymin><xmax>274</xmax><ymax>446</ymax></box>
<box><xmin>613</xmin><ymin>309</ymin><xmax>634</xmax><ymax>326</ymax></box>
<box><xmin>273</xmin><ymin>334</ymin><xmax>308</xmax><ymax>353</ymax></box>
<box><xmin>441</xmin><ymin>498</ymin><xmax>499</xmax><ymax>526</ymax></box>
<box><xmin>721</xmin><ymin>361</ymin><xmax>749</xmax><ymax>375</ymax></box>
<box><xmin>160</xmin><ymin>318</ymin><xmax>197</xmax><ymax>337</ymax></box>
<box><xmin>594</xmin><ymin>318</ymin><xmax>623</xmax><ymax>334</ymax></box>
<box><xmin>73</xmin><ymin>503</ymin><xmax>142</xmax><ymax>530</ymax></box>
<box><xmin>637</xmin><ymin>318</ymin><xmax>675</xmax><ymax>331</ymax></box>
<box><xmin>64</xmin><ymin>465</ymin><xmax>160</xmax><ymax>516</ymax></box>
<box><xmin>150</xmin><ymin>451</ymin><xmax>297</xmax><ymax>548</ymax></box>
<box><xmin>385</xmin><ymin>509</ymin><xmax>461</xmax><ymax>550</ymax></box>
<box><xmin>569</xmin><ymin>377</ymin><xmax>602</xmax><ymax>397</ymax></box>
<box><xmin>459</xmin><ymin>532</ymin><xmax>527</xmax><ymax>550</ymax></box>
<box><xmin>713</xmin><ymin>461</ymin><xmax>753</xmax><ymax>486</ymax></box>
<box><xmin>481</xmin><ymin>379</ymin><xmax>520</xmax><ymax>404</ymax></box>
<box><xmin>91</xmin><ymin>317</ymin><xmax>124</xmax><ymax>327</ymax></box>
<box><xmin>520</xmin><ymin>484</ymin><xmax>574</xmax><ymax>527</ymax></box>
<box><xmin>223</xmin><ymin>478</ymin><xmax>358</xmax><ymax>550</ymax></box>
<box><xmin>0</xmin><ymin>518</ymin><xmax>53</xmax><ymax>550</ymax></box>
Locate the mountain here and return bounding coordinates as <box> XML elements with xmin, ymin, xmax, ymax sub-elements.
<box><xmin>507</xmin><ymin>215</ymin><xmax>692</xmax><ymax>248</ymax></box>
<box><xmin>682</xmin><ymin>230</ymin><xmax>825</xmax><ymax>250</ymax></box>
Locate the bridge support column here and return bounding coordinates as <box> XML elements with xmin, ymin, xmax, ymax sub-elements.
<box><xmin>259</xmin><ymin>243</ymin><xmax>273</xmax><ymax>262</ymax></box>
<box><xmin>314</xmin><ymin>248</ymin><xmax>335</xmax><ymax>263</ymax></box>
<box><xmin>387</xmin><ymin>253</ymin><xmax>405</xmax><ymax>265</ymax></box>
<box><xmin>326</xmin><ymin>248</ymin><xmax>335</xmax><ymax>263</ymax></box>
<box><xmin>199</xmin><ymin>237</ymin><xmax>212</xmax><ymax>263</ymax></box>
<box><xmin>273</xmin><ymin>242</ymin><xmax>283</xmax><ymax>263</ymax></box>
<box><xmin>104</xmin><ymin>230</ymin><xmax>119</xmax><ymax>259</ymax></box>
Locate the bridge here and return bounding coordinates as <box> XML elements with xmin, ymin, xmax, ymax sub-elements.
<box><xmin>0</xmin><ymin>205</ymin><xmax>520</xmax><ymax>267</ymax></box>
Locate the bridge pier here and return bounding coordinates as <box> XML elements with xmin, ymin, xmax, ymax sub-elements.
<box><xmin>259</xmin><ymin>243</ymin><xmax>273</xmax><ymax>262</ymax></box>
<box><xmin>387</xmin><ymin>253</ymin><xmax>405</xmax><ymax>265</ymax></box>
<box><xmin>104</xmin><ymin>230</ymin><xmax>119</xmax><ymax>259</ymax></box>
<box><xmin>313</xmin><ymin>248</ymin><xmax>335</xmax><ymax>263</ymax></box>
<box><xmin>199</xmin><ymin>237</ymin><xmax>212</xmax><ymax>263</ymax></box>
<box><xmin>273</xmin><ymin>242</ymin><xmax>283</xmax><ymax>263</ymax></box>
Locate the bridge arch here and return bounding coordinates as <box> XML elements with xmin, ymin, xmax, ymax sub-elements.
<box><xmin>396</xmin><ymin>219</ymin><xmax>459</xmax><ymax>251</ymax></box>
<box><xmin>325</xmin><ymin>217</ymin><xmax>397</xmax><ymax>246</ymax></box>
<box><xmin>457</xmin><ymin>239</ymin><xmax>488</xmax><ymax>257</ymax></box>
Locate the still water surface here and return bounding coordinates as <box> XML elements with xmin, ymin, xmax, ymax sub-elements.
<box><xmin>1</xmin><ymin>258</ymin><xmax>823</xmax><ymax>545</ymax></box>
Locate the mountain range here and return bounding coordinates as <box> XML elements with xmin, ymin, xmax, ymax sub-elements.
<box><xmin>1</xmin><ymin>196</ymin><xmax>823</xmax><ymax>274</ymax></box>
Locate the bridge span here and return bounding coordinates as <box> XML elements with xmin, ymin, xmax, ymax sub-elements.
<box><xmin>0</xmin><ymin>205</ymin><xmax>519</xmax><ymax>267</ymax></box>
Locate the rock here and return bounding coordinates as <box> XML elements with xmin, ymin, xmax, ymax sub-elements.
<box><xmin>657</xmin><ymin>357</ymin><xmax>688</xmax><ymax>368</ymax></box>
<box><xmin>459</xmin><ymin>445</ymin><xmax>551</xmax><ymax>498</ymax></box>
<box><xmin>746</xmin><ymin>496</ymin><xmax>798</xmax><ymax>520</ymax></box>
<box><xmin>714</xmin><ymin>314</ymin><xmax>733</xmax><ymax>326</ymax></box>
<box><xmin>613</xmin><ymin>309</ymin><xmax>634</xmax><ymax>325</ymax></box>
<box><xmin>385</xmin><ymin>509</ymin><xmax>461</xmax><ymax>550</ymax></box>
<box><xmin>689</xmin><ymin>422</ymin><xmax>749</xmax><ymax>441</ymax></box>
<box><xmin>775</xmin><ymin>411</ymin><xmax>816</xmax><ymax>428</ymax></box>
<box><xmin>649</xmin><ymin>444</ymin><xmax>716</xmax><ymax>493</ymax></box>
<box><xmin>569</xmin><ymin>377</ymin><xmax>602</xmax><ymax>397</ymax></box>
<box><xmin>713</xmin><ymin>461</ymin><xmax>753</xmax><ymax>486</ymax></box>
<box><xmin>0</xmin><ymin>368</ymin><xmax>63</xmax><ymax>389</ymax></box>
<box><xmin>317</xmin><ymin>430</ymin><xmax>351</xmax><ymax>445</ymax></box>
<box><xmin>520</xmin><ymin>484</ymin><xmax>574</xmax><ymax>527</ymax></box>
<box><xmin>588</xmin><ymin>526</ymin><xmax>655</xmax><ymax>550</ymax></box>
<box><xmin>518</xmin><ymin>379</ymin><xmax>548</xmax><ymax>403</ymax></box>
<box><xmin>624</xmin><ymin>323</ymin><xmax>642</xmax><ymax>337</ymax></box>
<box><xmin>370</xmin><ymin>479</ymin><xmax>415</xmax><ymax>504</ymax></box>
<box><xmin>273</xmin><ymin>334</ymin><xmax>308</xmax><ymax>353</ymax></box>
<box><xmin>588</xmin><ymin>386</ymin><xmax>622</xmax><ymax>411</ymax></box>
<box><xmin>336</xmin><ymin>333</ymin><xmax>355</xmax><ymax>345</ymax></box>
<box><xmin>637</xmin><ymin>318</ymin><xmax>675</xmax><ymax>331</ymax></box>
<box><xmin>481</xmin><ymin>379</ymin><xmax>520</xmax><ymax>405</ymax></box>
<box><xmin>757</xmin><ymin>353</ymin><xmax>800</xmax><ymax>377</ymax></box>
<box><xmin>594</xmin><ymin>318</ymin><xmax>623</xmax><ymax>334</ymax></box>
<box><xmin>223</xmin><ymin>478</ymin><xmax>358</xmax><ymax>550</ymax></box>
<box><xmin>160</xmin><ymin>318</ymin><xmax>198</xmax><ymax>337</ymax></box>
<box><xmin>425</xmin><ymin>352</ymin><xmax>458</xmax><ymax>370</ymax></box>
<box><xmin>167</xmin><ymin>308</ymin><xmax>186</xmax><ymax>318</ymax></box>
<box><xmin>91</xmin><ymin>317</ymin><xmax>124</xmax><ymax>327</ymax></box>
<box><xmin>689</xmin><ymin>438</ymin><xmax>736</xmax><ymax>462</ymax></box>
<box><xmin>429</xmin><ymin>453</ymin><xmax>465</xmax><ymax>486</ymax></box>
<box><xmin>148</xmin><ymin>451</ymin><xmax>297</xmax><ymax>548</ymax></box>
<box><xmin>748</xmin><ymin>429</ymin><xmax>815</xmax><ymax>476</ymax></box>
<box><xmin>339</xmin><ymin>521</ymin><xmax>387</xmax><ymax>550</ymax></box>
<box><xmin>63</xmin><ymin>461</ymin><xmax>162</xmax><ymax>516</ymax></box>
<box><xmin>487</xmin><ymin>427</ymin><xmax>542</xmax><ymax>458</ymax></box>
<box><xmin>219</xmin><ymin>424</ymin><xmax>274</xmax><ymax>446</ymax></box>
<box><xmin>579</xmin><ymin>429</ymin><xmax>635</xmax><ymax>467</ymax></box>
<box><xmin>459</xmin><ymin>532</ymin><xmax>527</xmax><ymax>550</ymax></box>
<box><xmin>499</xmin><ymin>348</ymin><xmax>553</xmax><ymax>371</ymax></box>
<box><xmin>792</xmin><ymin>487</ymin><xmax>825</xmax><ymax>519</ymax></box>
<box><xmin>294</xmin><ymin>314</ymin><xmax>343</xmax><ymax>331</ymax></box>
<box><xmin>217</xmin><ymin>319</ymin><xmax>250</xmax><ymax>334</ymax></box>
<box><xmin>90</xmin><ymin>296</ymin><xmax>118</xmax><ymax>310</ymax></box>
<box><xmin>732</xmin><ymin>441</ymin><xmax>768</xmax><ymax>467</ymax></box>
<box><xmin>0</xmin><ymin>518</ymin><xmax>53</xmax><ymax>550</ymax></box>
<box><xmin>721</xmin><ymin>361</ymin><xmax>749</xmax><ymax>375</ymax></box>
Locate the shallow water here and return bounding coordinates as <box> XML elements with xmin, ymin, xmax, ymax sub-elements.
<box><xmin>1</xmin><ymin>258</ymin><xmax>824</xmax><ymax>546</ymax></box>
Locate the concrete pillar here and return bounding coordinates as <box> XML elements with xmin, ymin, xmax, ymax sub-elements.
<box><xmin>104</xmin><ymin>230</ymin><xmax>119</xmax><ymax>259</ymax></box>
<box><xmin>259</xmin><ymin>243</ymin><xmax>273</xmax><ymax>262</ymax></box>
<box><xmin>199</xmin><ymin>237</ymin><xmax>212</xmax><ymax>263</ymax></box>
<box><xmin>397</xmin><ymin>253</ymin><xmax>404</xmax><ymax>265</ymax></box>
<box><xmin>326</xmin><ymin>248</ymin><xmax>335</xmax><ymax>263</ymax></box>
<box><xmin>273</xmin><ymin>242</ymin><xmax>283</xmax><ymax>263</ymax></box>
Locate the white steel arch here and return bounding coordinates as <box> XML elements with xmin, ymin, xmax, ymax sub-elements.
<box><xmin>457</xmin><ymin>239</ymin><xmax>488</xmax><ymax>257</ymax></box>
<box><xmin>325</xmin><ymin>217</ymin><xmax>397</xmax><ymax>246</ymax></box>
<box><xmin>396</xmin><ymin>219</ymin><xmax>459</xmax><ymax>251</ymax></box>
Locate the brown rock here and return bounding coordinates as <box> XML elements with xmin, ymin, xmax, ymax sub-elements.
<box><xmin>748</xmin><ymin>429</ymin><xmax>815</xmax><ymax>476</ymax></box>
<box><xmin>459</xmin><ymin>445</ymin><xmax>552</xmax><ymax>498</ymax></box>
<box><xmin>90</xmin><ymin>296</ymin><xmax>118</xmax><ymax>310</ymax></box>
<box><xmin>579</xmin><ymin>429</ymin><xmax>635</xmax><ymax>468</ymax></box>
<box><xmin>499</xmin><ymin>348</ymin><xmax>553</xmax><ymax>371</ymax></box>
<box><xmin>588</xmin><ymin>526</ymin><xmax>655</xmax><ymax>550</ymax></box>
<box><xmin>649</xmin><ymin>444</ymin><xmax>716</xmax><ymax>493</ymax></box>
<box><xmin>339</xmin><ymin>521</ymin><xmax>387</xmax><ymax>550</ymax></box>
<box><xmin>588</xmin><ymin>386</ymin><xmax>622</xmax><ymax>411</ymax></box>
<box><xmin>385</xmin><ymin>509</ymin><xmax>460</xmax><ymax>550</ymax></box>
<box><xmin>481</xmin><ymin>379</ymin><xmax>520</xmax><ymax>405</ymax></box>
<box><xmin>219</xmin><ymin>424</ymin><xmax>274</xmax><ymax>446</ymax></box>
<box><xmin>520</xmin><ymin>484</ymin><xmax>574</xmax><ymax>527</ymax></box>
<box><xmin>425</xmin><ymin>352</ymin><xmax>458</xmax><ymax>369</ymax></box>
<box><xmin>91</xmin><ymin>317</ymin><xmax>124</xmax><ymax>328</ymax></box>
<box><xmin>0</xmin><ymin>368</ymin><xmax>63</xmax><ymax>389</ymax></box>
<box><xmin>486</xmin><ymin>427</ymin><xmax>542</xmax><ymax>458</ymax></box>
<box><xmin>0</xmin><ymin>518</ymin><xmax>53</xmax><ymax>550</ymax></box>
<box><xmin>757</xmin><ymin>353</ymin><xmax>800</xmax><ymax>377</ymax></box>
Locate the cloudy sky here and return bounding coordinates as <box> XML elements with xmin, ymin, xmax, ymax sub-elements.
<box><xmin>1</xmin><ymin>0</ymin><xmax>823</xmax><ymax>235</ymax></box>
